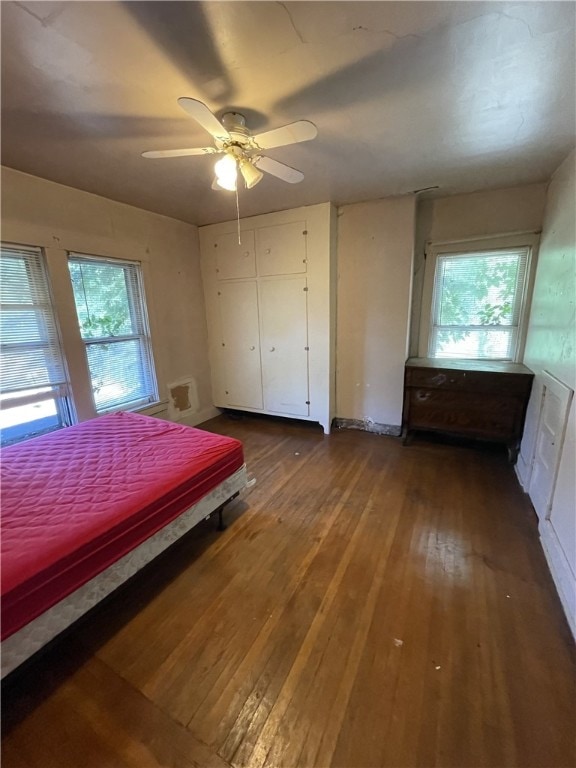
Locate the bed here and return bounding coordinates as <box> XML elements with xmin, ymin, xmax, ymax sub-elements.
<box><xmin>1</xmin><ymin>411</ymin><xmax>248</xmax><ymax>678</ymax></box>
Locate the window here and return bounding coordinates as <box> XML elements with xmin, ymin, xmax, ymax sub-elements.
<box><xmin>419</xmin><ymin>236</ymin><xmax>537</xmax><ymax>362</ymax></box>
<box><xmin>68</xmin><ymin>255</ymin><xmax>157</xmax><ymax>413</ymax></box>
<box><xmin>0</xmin><ymin>245</ymin><xmax>72</xmax><ymax>445</ymax></box>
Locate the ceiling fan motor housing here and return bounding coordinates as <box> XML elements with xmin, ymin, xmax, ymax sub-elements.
<box><xmin>221</xmin><ymin>112</ymin><xmax>251</xmax><ymax>145</ymax></box>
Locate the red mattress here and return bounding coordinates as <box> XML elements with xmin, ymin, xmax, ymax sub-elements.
<box><xmin>1</xmin><ymin>411</ymin><xmax>244</xmax><ymax>640</ymax></box>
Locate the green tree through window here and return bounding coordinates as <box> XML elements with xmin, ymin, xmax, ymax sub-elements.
<box><xmin>431</xmin><ymin>248</ymin><xmax>529</xmax><ymax>360</ymax></box>
<box><xmin>69</xmin><ymin>256</ymin><xmax>157</xmax><ymax>411</ymax></box>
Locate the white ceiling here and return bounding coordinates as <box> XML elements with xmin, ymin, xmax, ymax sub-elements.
<box><xmin>1</xmin><ymin>1</ymin><xmax>574</xmax><ymax>226</ymax></box>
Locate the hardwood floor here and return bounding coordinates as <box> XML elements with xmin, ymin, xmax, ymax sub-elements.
<box><xmin>2</xmin><ymin>414</ymin><xmax>575</xmax><ymax>768</ymax></box>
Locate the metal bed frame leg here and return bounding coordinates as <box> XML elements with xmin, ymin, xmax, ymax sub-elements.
<box><xmin>215</xmin><ymin>490</ymin><xmax>240</xmax><ymax>532</ymax></box>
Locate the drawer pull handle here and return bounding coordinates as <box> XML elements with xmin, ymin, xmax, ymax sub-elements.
<box><xmin>416</xmin><ymin>391</ymin><xmax>430</xmax><ymax>401</ymax></box>
<box><xmin>431</xmin><ymin>374</ymin><xmax>447</xmax><ymax>385</ymax></box>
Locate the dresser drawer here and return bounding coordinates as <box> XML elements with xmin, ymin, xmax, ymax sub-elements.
<box><xmin>408</xmin><ymin>389</ymin><xmax>519</xmax><ymax>439</ymax></box>
<box><xmin>406</xmin><ymin>366</ymin><xmax>531</xmax><ymax>396</ymax></box>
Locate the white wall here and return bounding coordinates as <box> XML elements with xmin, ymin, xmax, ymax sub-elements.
<box><xmin>335</xmin><ymin>186</ymin><xmax>546</xmax><ymax>431</ymax></box>
<box><xmin>417</xmin><ymin>184</ymin><xmax>548</xmax><ymax>244</ymax></box>
<box><xmin>336</xmin><ymin>196</ymin><xmax>415</xmax><ymax>431</ymax></box>
<box><xmin>1</xmin><ymin>166</ymin><xmax>217</xmax><ymax>426</ymax></box>
<box><xmin>519</xmin><ymin>151</ymin><xmax>576</xmax><ymax>634</ymax></box>
<box><xmin>411</xmin><ymin>184</ymin><xmax>548</xmax><ymax>355</ymax></box>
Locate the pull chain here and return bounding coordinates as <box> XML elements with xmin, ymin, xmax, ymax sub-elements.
<box><xmin>235</xmin><ymin>181</ymin><xmax>241</xmax><ymax>245</ymax></box>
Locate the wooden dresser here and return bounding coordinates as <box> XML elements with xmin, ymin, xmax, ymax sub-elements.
<box><xmin>403</xmin><ymin>357</ymin><xmax>534</xmax><ymax>460</ymax></box>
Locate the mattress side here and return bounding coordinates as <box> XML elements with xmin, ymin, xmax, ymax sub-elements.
<box><xmin>1</xmin><ymin>412</ymin><xmax>244</xmax><ymax>629</ymax></box>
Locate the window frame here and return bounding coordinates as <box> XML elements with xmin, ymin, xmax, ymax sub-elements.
<box><xmin>418</xmin><ymin>233</ymin><xmax>540</xmax><ymax>362</ymax></box>
<box><xmin>68</xmin><ymin>252</ymin><xmax>159</xmax><ymax>415</ymax></box>
<box><xmin>0</xmin><ymin>243</ymin><xmax>75</xmax><ymax>445</ymax></box>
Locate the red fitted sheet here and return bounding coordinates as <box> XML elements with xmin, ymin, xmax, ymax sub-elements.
<box><xmin>1</xmin><ymin>411</ymin><xmax>244</xmax><ymax>640</ymax></box>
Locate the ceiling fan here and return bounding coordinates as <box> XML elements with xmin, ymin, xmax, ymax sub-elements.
<box><xmin>142</xmin><ymin>97</ymin><xmax>318</xmax><ymax>191</ymax></box>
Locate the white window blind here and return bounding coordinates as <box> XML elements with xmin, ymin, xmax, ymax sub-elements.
<box><xmin>68</xmin><ymin>255</ymin><xmax>157</xmax><ymax>412</ymax></box>
<box><xmin>0</xmin><ymin>245</ymin><xmax>71</xmax><ymax>443</ymax></box>
<box><xmin>430</xmin><ymin>248</ymin><xmax>529</xmax><ymax>361</ymax></box>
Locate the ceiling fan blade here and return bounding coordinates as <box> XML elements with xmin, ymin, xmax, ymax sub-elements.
<box><xmin>253</xmin><ymin>156</ymin><xmax>304</xmax><ymax>184</ymax></box>
<box><xmin>142</xmin><ymin>147</ymin><xmax>218</xmax><ymax>158</ymax></box>
<box><xmin>177</xmin><ymin>97</ymin><xmax>230</xmax><ymax>142</ymax></box>
<box><xmin>252</xmin><ymin>120</ymin><xmax>317</xmax><ymax>150</ymax></box>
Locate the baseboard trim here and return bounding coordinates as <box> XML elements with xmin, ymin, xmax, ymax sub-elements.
<box><xmin>332</xmin><ymin>418</ymin><xmax>401</xmax><ymax>437</ymax></box>
<box><xmin>137</xmin><ymin>404</ymin><xmax>221</xmax><ymax>427</ymax></box>
<box><xmin>515</xmin><ymin>451</ymin><xmax>531</xmax><ymax>490</ymax></box>
<box><xmin>184</xmin><ymin>405</ymin><xmax>221</xmax><ymax>427</ymax></box>
<box><xmin>540</xmin><ymin>519</ymin><xmax>576</xmax><ymax>640</ymax></box>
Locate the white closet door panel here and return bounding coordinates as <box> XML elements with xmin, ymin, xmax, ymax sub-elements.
<box><xmin>256</xmin><ymin>221</ymin><xmax>307</xmax><ymax>276</ymax></box>
<box><xmin>218</xmin><ymin>281</ymin><xmax>263</xmax><ymax>409</ymax></box>
<box><xmin>260</xmin><ymin>277</ymin><xmax>309</xmax><ymax>416</ymax></box>
<box><xmin>214</xmin><ymin>231</ymin><xmax>256</xmax><ymax>279</ymax></box>
<box><xmin>529</xmin><ymin>372</ymin><xmax>573</xmax><ymax>522</ymax></box>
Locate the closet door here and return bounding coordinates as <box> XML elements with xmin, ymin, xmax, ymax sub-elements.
<box><xmin>218</xmin><ymin>281</ymin><xmax>263</xmax><ymax>409</ymax></box>
<box><xmin>529</xmin><ymin>372</ymin><xmax>573</xmax><ymax>521</ymax></box>
<box><xmin>214</xmin><ymin>231</ymin><xmax>256</xmax><ymax>279</ymax></box>
<box><xmin>260</xmin><ymin>276</ymin><xmax>309</xmax><ymax>416</ymax></box>
<box><xmin>256</xmin><ymin>222</ymin><xmax>307</xmax><ymax>275</ymax></box>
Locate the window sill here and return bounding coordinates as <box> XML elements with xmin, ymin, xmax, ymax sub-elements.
<box><xmin>134</xmin><ymin>401</ymin><xmax>168</xmax><ymax>417</ymax></box>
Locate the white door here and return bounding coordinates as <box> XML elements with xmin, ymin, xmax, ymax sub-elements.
<box><xmin>218</xmin><ymin>281</ymin><xmax>263</xmax><ymax>409</ymax></box>
<box><xmin>529</xmin><ymin>371</ymin><xmax>573</xmax><ymax>521</ymax></box>
<box><xmin>214</xmin><ymin>231</ymin><xmax>256</xmax><ymax>279</ymax></box>
<box><xmin>256</xmin><ymin>221</ymin><xmax>307</xmax><ymax>276</ymax></box>
<box><xmin>260</xmin><ymin>276</ymin><xmax>309</xmax><ymax>416</ymax></box>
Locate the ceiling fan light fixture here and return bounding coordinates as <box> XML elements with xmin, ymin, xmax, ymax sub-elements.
<box><xmin>144</xmin><ymin>98</ymin><xmax>316</xmax><ymax>192</ymax></box>
<box><xmin>214</xmin><ymin>153</ymin><xmax>237</xmax><ymax>191</ymax></box>
<box><xmin>239</xmin><ymin>158</ymin><xmax>264</xmax><ymax>189</ymax></box>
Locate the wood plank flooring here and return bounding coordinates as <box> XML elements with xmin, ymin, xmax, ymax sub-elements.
<box><xmin>2</xmin><ymin>414</ymin><xmax>575</xmax><ymax>768</ymax></box>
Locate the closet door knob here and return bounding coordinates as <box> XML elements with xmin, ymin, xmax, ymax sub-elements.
<box><xmin>250</xmin><ymin>345</ymin><xmax>255</xmax><ymax>351</ymax></box>
<box><xmin>270</xmin><ymin>346</ymin><xmax>275</xmax><ymax>352</ymax></box>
